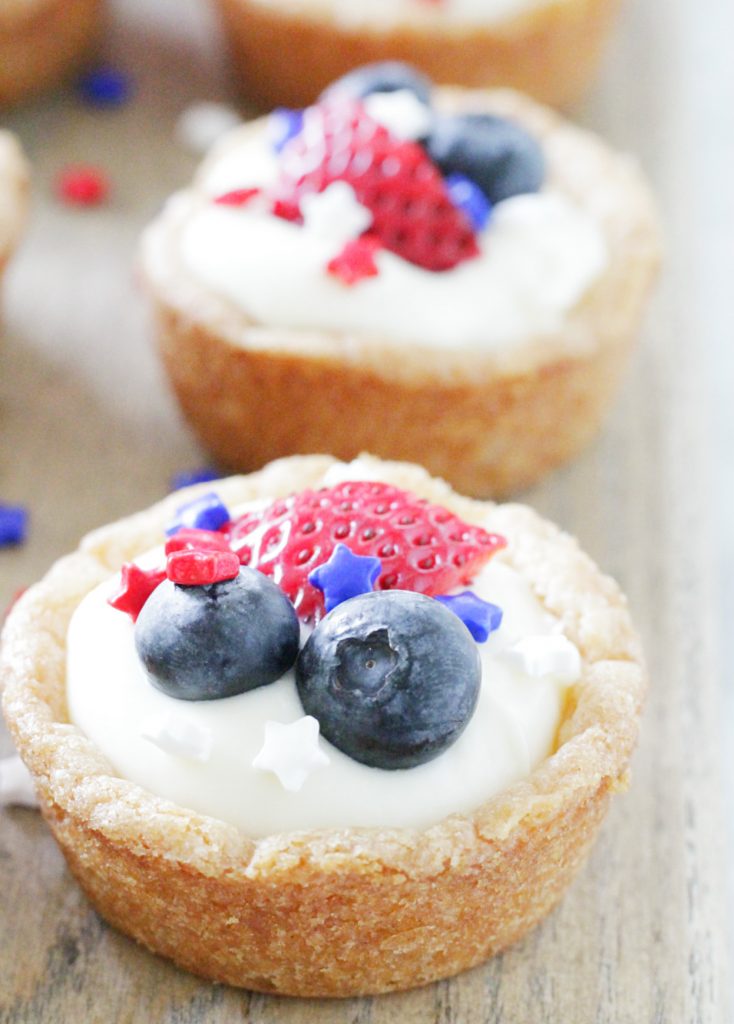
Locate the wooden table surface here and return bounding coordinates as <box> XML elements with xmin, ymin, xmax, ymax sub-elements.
<box><xmin>1</xmin><ymin>0</ymin><xmax>732</xmax><ymax>1021</ymax></box>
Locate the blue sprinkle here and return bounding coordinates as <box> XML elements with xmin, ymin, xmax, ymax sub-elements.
<box><xmin>435</xmin><ymin>591</ymin><xmax>503</xmax><ymax>643</ymax></box>
<box><xmin>0</xmin><ymin>505</ymin><xmax>28</xmax><ymax>547</ymax></box>
<box><xmin>167</xmin><ymin>492</ymin><xmax>230</xmax><ymax>536</ymax></box>
<box><xmin>445</xmin><ymin>173</ymin><xmax>492</xmax><ymax>232</ymax></box>
<box><xmin>170</xmin><ymin>467</ymin><xmax>220</xmax><ymax>491</ymax></box>
<box><xmin>268</xmin><ymin>108</ymin><xmax>304</xmax><ymax>153</ymax></box>
<box><xmin>309</xmin><ymin>544</ymin><xmax>382</xmax><ymax>613</ymax></box>
<box><xmin>78</xmin><ymin>68</ymin><xmax>132</xmax><ymax>108</ymax></box>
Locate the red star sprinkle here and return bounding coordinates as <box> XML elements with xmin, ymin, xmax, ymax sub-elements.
<box><xmin>165</xmin><ymin>527</ymin><xmax>232</xmax><ymax>556</ymax></box>
<box><xmin>108</xmin><ymin>563</ymin><xmax>166</xmax><ymax>621</ymax></box>
<box><xmin>57</xmin><ymin>165</ymin><xmax>110</xmax><ymax>206</ymax></box>
<box><xmin>215</xmin><ymin>188</ymin><xmax>261</xmax><ymax>207</ymax></box>
<box><xmin>166</xmin><ymin>549</ymin><xmax>240</xmax><ymax>586</ymax></box>
<box><xmin>327</xmin><ymin>236</ymin><xmax>381</xmax><ymax>286</ymax></box>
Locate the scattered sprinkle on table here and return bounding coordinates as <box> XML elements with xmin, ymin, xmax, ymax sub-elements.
<box><xmin>78</xmin><ymin>67</ymin><xmax>132</xmax><ymax>108</ymax></box>
<box><xmin>0</xmin><ymin>505</ymin><xmax>28</xmax><ymax>547</ymax></box>
<box><xmin>56</xmin><ymin>165</ymin><xmax>110</xmax><ymax>206</ymax></box>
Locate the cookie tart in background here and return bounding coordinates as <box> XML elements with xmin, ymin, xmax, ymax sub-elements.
<box><xmin>0</xmin><ymin>0</ymin><xmax>103</xmax><ymax>107</ymax></box>
<box><xmin>2</xmin><ymin>454</ymin><xmax>646</xmax><ymax>996</ymax></box>
<box><xmin>0</xmin><ymin>131</ymin><xmax>28</xmax><ymax>291</ymax></box>
<box><xmin>211</xmin><ymin>0</ymin><xmax>623</xmax><ymax>109</ymax></box>
<box><xmin>141</xmin><ymin>64</ymin><xmax>660</xmax><ymax>499</ymax></box>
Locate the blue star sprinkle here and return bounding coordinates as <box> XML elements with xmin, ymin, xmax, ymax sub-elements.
<box><xmin>78</xmin><ymin>68</ymin><xmax>132</xmax><ymax>108</ymax></box>
<box><xmin>435</xmin><ymin>591</ymin><xmax>503</xmax><ymax>643</ymax></box>
<box><xmin>0</xmin><ymin>504</ymin><xmax>28</xmax><ymax>548</ymax></box>
<box><xmin>170</xmin><ymin>466</ymin><xmax>220</xmax><ymax>491</ymax></box>
<box><xmin>445</xmin><ymin>173</ymin><xmax>492</xmax><ymax>232</ymax></box>
<box><xmin>166</xmin><ymin>492</ymin><xmax>230</xmax><ymax>536</ymax></box>
<box><xmin>309</xmin><ymin>544</ymin><xmax>382</xmax><ymax>613</ymax></box>
<box><xmin>268</xmin><ymin>108</ymin><xmax>304</xmax><ymax>153</ymax></box>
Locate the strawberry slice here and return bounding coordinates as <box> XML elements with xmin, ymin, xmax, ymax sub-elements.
<box><xmin>225</xmin><ymin>481</ymin><xmax>506</xmax><ymax>623</ymax></box>
<box><xmin>271</xmin><ymin>99</ymin><xmax>479</xmax><ymax>273</ymax></box>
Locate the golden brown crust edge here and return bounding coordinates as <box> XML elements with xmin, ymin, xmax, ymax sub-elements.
<box><xmin>0</xmin><ymin>131</ymin><xmax>29</xmax><ymax>285</ymax></box>
<box><xmin>0</xmin><ymin>0</ymin><xmax>103</xmax><ymax>108</ymax></box>
<box><xmin>1</xmin><ymin>455</ymin><xmax>646</xmax><ymax>996</ymax></box>
<box><xmin>212</xmin><ymin>0</ymin><xmax>622</xmax><ymax>110</ymax></box>
<box><xmin>142</xmin><ymin>89</ymin><xmax>661</xmax><ymax>499</ymax></box>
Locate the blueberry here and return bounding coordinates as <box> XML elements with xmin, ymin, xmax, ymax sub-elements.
<box><xmin>135</xmin><ymin>568</ymin><xmax>299</xmax><ymax>700</ymax></box>
<box><xmin>321</xmin><ymin>62</ymin><xmax>432</xmax><ymax>106</ymax></box>
<box><xmin>425</xmin><ymin>113</ymin><xmax>545</xmax><ymax>205</ymax></box>
<box><xmin>296</xmin><ymin>591</ymin><xmax>480</xmax><ymax>770</ymax></box>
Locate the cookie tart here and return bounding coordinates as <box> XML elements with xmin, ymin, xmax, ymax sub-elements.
<box><xmin>141</xmin><ymin>65</ymin><xmax>660</xmax><ymax>499</ymax></box>
<box><xmin>0</xmin><ymin>131</ymin><xmax>28</xmax><ymax>288</ymax></box>
<box><xmin>212</xmin><ymin>0</ymin><xmax>622</xmax><ymax>109</ymax></box>
<box><xmin>0</xmin><ymin>0</ymin><xmax>103</xmax><ymax>107</ymax></box>
<box><xmin>2</xmin><ymin>454</ymin><xmax>646</xmax><ymax>997</ymax></box>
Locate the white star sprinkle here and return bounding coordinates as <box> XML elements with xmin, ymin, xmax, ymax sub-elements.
<box><xmin>363</xmin><ymin>89</ymin><xmax>433</xmax><ymax>141</ymax></box>
<box><xmin>505</xmin><ymin>634</ymin><xmax>582</xmax><ymax>683</ymax></box>
<box><xmin>252</xmin><ymin>716</ymin><xmax>330</xmax><ymax>793</ymax></box>
<box><xmin>300</xmin><ymin>182</ymin><xmax>373</xmax><ymax>243</ymax></box>
<box><xmin>0</xmin><ymin>755</ymin><xmax>39</xmax><ymax>809</ymax></box>
<box><xmin>140</xmin><ymin>713</ymin><xmax>213</xmax><ymax>762</ymax></box>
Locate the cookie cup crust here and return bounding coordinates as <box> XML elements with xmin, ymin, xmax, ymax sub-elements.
<box><xmin>1</xmin><ymin>455</ymin><xmax>646</xmax><ymax>997</ymax></box>
<box><xmin>0</xmin><ymin>131</ymin><xmax>29</xmax><ymax>288</ymax></box>
<box><xmin>0</xmin><ymin>0</ymin><xmax>103</xmax><ymax>108</ymax></box>
<box><xmin>141</xmin><ymin>89</ymin><xmax>660</xmax><ymax>499</ymax></box>
<box><xmin>212</xmin><ymin>0</ymin><xmax>622</xmax><ymax>109</ymax></box>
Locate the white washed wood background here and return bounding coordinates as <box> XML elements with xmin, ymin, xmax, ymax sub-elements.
<box><xmin>0</xmin><ymin>0</ymin><xmax>732</xmax><ymax>1020</ymax></box>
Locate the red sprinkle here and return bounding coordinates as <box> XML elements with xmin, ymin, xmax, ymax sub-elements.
<box><xmin>108</xmin><ymin>563</ymin><xmax>166</xmax><ymax>621</ymax></box>
<box><xmin>165</xmin><ymin>528</ymin><xmax>232</xmax><ymax>555</ymax></box>
<box><xmin>167</xmin><ymin>549</ymin><xmax>240</xmax><ymax>586</ymax></box>
<box><xmin>56</xmin><ymin>165</ymin><xmax>110</xmax><ymax>206</ymax></box>
<box><xmin>215</xmin><ymin>188</ymin><xmax>261</xmax><ymax>207</ymax></box>
<box><xmin>328</xmin><ymin>236</ymin><xmax>381</xmax><ymax>285</ymax></box>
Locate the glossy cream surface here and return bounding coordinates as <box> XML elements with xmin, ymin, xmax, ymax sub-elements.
<box><xmin>66</xmin><ymin>515</ymin><xmax>575</xmax><ymax>836</ymax></box>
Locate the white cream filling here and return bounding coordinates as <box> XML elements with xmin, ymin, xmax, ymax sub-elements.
<box><xmin>176</xmin><ymin>131</ymin><xmax>607</xmax><ymax>351</ymax></box>
<box><xmin>248</xmin><ymin>0</ymin><xmax>556</xmax><ymax>30</ymax></box>
<box><xmin>66</xmin><ymin>543</ymin><xmax>576</xmax><ymax>837</ymax></box>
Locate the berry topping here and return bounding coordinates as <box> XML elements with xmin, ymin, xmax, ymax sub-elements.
<box><xmin>134</xmin><ymin>568</ymin><xmax>300</xmax><ymax>701</ymax></box>
<box><xmin>108</xmin><ymin>563</ymin><xmax>166</xmax><ymax>622</ymax></box>
<box><xmin>166</xmin><ymin>549</ymin><xmax>240</xmax><ymax>586</ymax></box>
<box><xmin>226</xmin><ymin>480</ymin><xmax>506</xmax><ymax>623</ymax></box>
<box><xmin>273</xmin><ymin>99</ymin><xmax>479</xmax><ymax>272</ymax></box>
<box><xmin>435</xmin><ymin>591</ymin><xmax>503</xmax><ymax>643</ymax></box>
<box><xmin>308</xmin><ymin>543</ymin><xmax>382</xmax><ymax>613</ymax></box>
<box><xmin>167</xmin><ymin>492</ymin><xmax>231</xmax><ymax>535</ymax></box>
<box><xmin>425</xmin><ymin>113</ymin><xmax>545</xmax><ymax>205</ymax></box>
<box><xmin>321</xmin><ymin>62</ymin><xmax>432</xmax><ymax>107</ymax></box>
<box><xmin>296</xmin><ymin>590</ymin><xmax>481</xmax><ymax>769</ymax></box>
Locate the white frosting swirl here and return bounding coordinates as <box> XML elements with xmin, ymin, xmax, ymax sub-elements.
<box><xmin>175</xmin><ymin>129</ymin><xmax>607</xmax><ymax>351</ymax></box>
<box><xmin>66</xmin><ymin>534</ymin><xmax>577</xmax><ymax>837</ymax></box>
